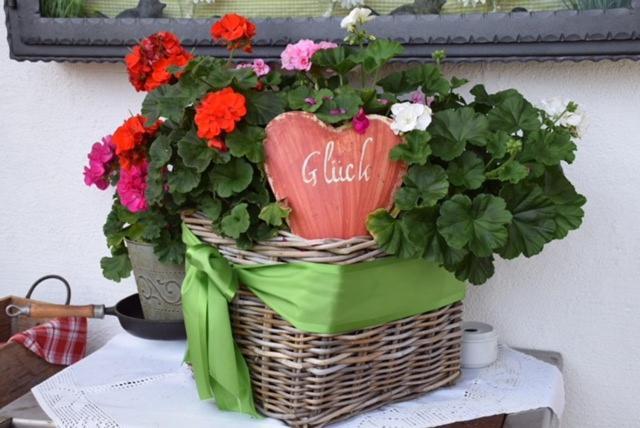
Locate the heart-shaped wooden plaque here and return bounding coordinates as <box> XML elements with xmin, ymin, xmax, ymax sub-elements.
<box><xmin>264</xmin><ymin>112</ymin><xmax>407</xmax><ymax>239</ymax></box>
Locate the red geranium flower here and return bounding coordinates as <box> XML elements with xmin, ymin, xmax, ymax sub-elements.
<box><xmin>195</xmin><ymin>88</ymin><xmax>247</xmax><ymax>150</ymax></box>
<box><xmin>211</xmin><ymin>14</ymin><xmax>256</xmax><ymax>53</ymax></box>
<box><xmin>125</xmin><ymin>32</ymin><xmax>193</xmax><ymax>92</ymax></box>
<box><xmin>113</xmin><ymin>115</ymin><xmax>162</xmax><ymax>170</ymax></box>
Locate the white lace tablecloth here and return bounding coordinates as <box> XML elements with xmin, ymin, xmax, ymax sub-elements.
<box><xmin>32</xmin><ymin>333</ymin><xmax>564</xmax><ymax>428</ymax></box>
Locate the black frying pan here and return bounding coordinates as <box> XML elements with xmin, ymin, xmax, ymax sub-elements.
<box><xmin>6</xmin><ymin>293</ymin><xmax>186</xmax><ymax>340</ymax></box>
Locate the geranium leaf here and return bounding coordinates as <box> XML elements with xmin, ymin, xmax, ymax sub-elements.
<box><xmin>245</xmin><ymin>91</ymin><xmax>286</xmax><ymax>126</ymax></box>
<box><xmin>199</xmin><ymin>196</ymin><xmax>222</xmax><ymax>221</ymax></box>
<box><xmin>378</xmin><ymin>64</ymin><xmax>449</xmax><ymax>96</ymax></box>
<box><xmin>210</xmin><ymin>158</ymin><xmax>254</xmax><ymax>198</ymax></box>
<box><xmin>487</xmin><ymin>160</ymin><xmax>529</xmax><ymax>184</ymax></box>
<box><xmin>358</xmin><ymin>40</ymin><xmax>404</xmax><ymax>74</ymax></box>
<box><xmin>259</xmin><ymin>202</ymin><xmax>291</xmax><ymax>227</ymax></box>
<box><xmin>312</xmin><ymin>46</ymin><xmax>358</xmax><ymax>75</ymax></box>
<box><xmin>100</xmin><ymin>254</ymin><xmax>132</xmax><ymax>283</ymax></box>
<box><xmin>498</xmin><ymin>184</ymin><xmax>557</xmax><ymax>259</ymax></box>
<box><xmin>486</xmin><ymin>131</ymin><xmax>510</xmax><ymax>159</ymax></box>
<box><xmin>437</xmin><ymin>194</ymin><xmax>512</xmax><ymax>257</ymax></box>
<box><xmin>521</xmin><ymin>130</ymin><xmax>577</xmax><ymax>166</ymax></box>
<box><xmin>226</xmin><ymin>125</ymin><xmax>266</xmax><ymax>163</ymax></box>
<box><xmin>168</xmin><ymin>163</ymin><xmax>200</xmax><ymax>194</ymax></box>
<box><xmin>454</xmin><ymin>254</ymin><xmax>495</xmax><ymax>285</ymax></box>
<box><xmin>145</xmin><ymin>167</ymin><xmax>165</xmax><ymax>205</ymax></box>
<box><xmin>395</xmin><ymin>164</ymin><xmax>449</xmax><ymax>210</ymax></box>
<box><xmin>447</xmin><ymin>152</ymin><xmax>485</xmax><ymax>190</ymax></box>
<box><xmin>154</xmin><ymin>231</ymin><xmax>185</xmax><ymax>265</ymax></box>
<box><xmin>451</xmin><ymin>76</ymin><xmax>469</xmax><ymax>89</ymax></box>
<box><xmin>366</xmin><ymin>209</ymin><xmax>418</xmax><ymax>258</ymax></box>
<box><xmin>177</xmin><ymin>129</ymin><xmax>214</xmax><ymax>173</ymax></box>
<box><xmin>142</xmin><ymin>84</ymin><xmax>192</xmax><ymax>125</ymax></box>
<box><xmin>429</xmin><ymin>107</ymin><xmax>489</xmax><ymax>160</ymax></box>
<box><xmin>543</xmin><ymin>166</ymin><xmax>587</xmax><ymax>239</ymax></box>
<box><xmin>230</xmin><ymin>67</ymin><xmax>259</xmax><ymax>90</ymax></box>
<box><xmin>149</xmin><ymin>135</ymin><xmax>172</xmax><ymax>167</ymax></box>
<box><xmin>402</xmin><ymin>207</ymin><xmax>467</xmax><ymax>266</ymax></box>
<box><xmin>488</xmin><ymin>92</ymin><xmax>540</xmax><ymax>133</ymax></box>
<box><xmin>315</xmin><ymin>87</ymin><xmax>363</xmax><ymax>124</ymax></box>
<box><xmin>287</xmin><ymin>86</ymin><xmax>315</xmax><ymax>111</ymax></box>
<box><xmin>390</xmin><ymin>130</ymin><xmax>432</xmax><ymax>165</ymax></box>
<box><xmin>139</xmin><ymin>210</ymin><xmax>167</xmax><ymax>241</ymax></box>
<box><xmin>221</xmin><ymin>203</ymin><xmax>250</xmax><ymax>238</ymax></box>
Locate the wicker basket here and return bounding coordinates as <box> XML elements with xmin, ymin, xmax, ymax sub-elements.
<box><xmin>183</xmin><ymin>213</ymin><xmax>464</xmax><ymax>427</ymax></box>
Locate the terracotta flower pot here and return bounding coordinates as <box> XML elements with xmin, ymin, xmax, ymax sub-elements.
<box><xmin>125</xmin><ymin>240</ymin><xmax>185</xmax><ymax>321</ymax></box>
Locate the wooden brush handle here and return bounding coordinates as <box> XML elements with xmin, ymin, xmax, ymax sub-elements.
<box><xmin>24</xmin><ymin>302</ymin><xmax>104</xmax><ymax>319</ymax></box>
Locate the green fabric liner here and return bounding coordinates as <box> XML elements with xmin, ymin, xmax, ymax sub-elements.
<box><xmin>181</xmin><ymin>224</ymin><xmax>466</xmax><ymax>417</ymax></box>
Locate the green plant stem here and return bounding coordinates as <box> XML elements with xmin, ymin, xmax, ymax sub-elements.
<box><xmin>197</xmin><ymin>77</ymin><xmax>215</xmax><ymax>89</ymax></box>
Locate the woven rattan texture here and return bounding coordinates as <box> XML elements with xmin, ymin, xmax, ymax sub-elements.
<box><xmin>183</xmin><ymin>212</ymin><xmax>463</xmax><ymax>427</ymax></box>
<box><xmin>183</xmin><ymin>212</ymin><xmax>386</xmax><ymax>265</ymax></box>
<box><xmin>232</xmin><ymin>290</ymin><xmax>463</xmax><ymax>427</ymax></box>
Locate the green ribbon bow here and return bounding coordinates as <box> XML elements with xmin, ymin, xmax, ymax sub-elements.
<box><xmin>181</xmin><ymin>224</ymin><xmax>466</xmax><ymax>416</ymax></box>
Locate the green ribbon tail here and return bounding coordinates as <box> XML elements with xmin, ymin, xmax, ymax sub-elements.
<box><xmin>181</xmin><ymin>224</ymin><xmax>261</xmax><ymax>417</ymax></box>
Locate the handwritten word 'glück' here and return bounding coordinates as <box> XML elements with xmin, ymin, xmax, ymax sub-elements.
<box><xmin>301</xmin><ymin>138</ymin><xmax>373</xmax><ymax>186</ymax></box>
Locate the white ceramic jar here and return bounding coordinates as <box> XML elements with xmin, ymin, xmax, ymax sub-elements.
<box><xmin>461</xmin><ymin>321</ymin><xmax>498</xmax><ymax>369</ymax></box>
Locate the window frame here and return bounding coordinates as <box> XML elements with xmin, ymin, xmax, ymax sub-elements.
<box><xmin>5</xmin><ymin>0</ymin><xmax>640</xmax><ymax>63</ymax></box>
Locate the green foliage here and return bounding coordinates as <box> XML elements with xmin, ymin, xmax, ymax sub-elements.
<box><xmin>177</xmin><ymin>130</ymin><xmax>214</xmax><ymax>173</ymax></box>
<box><xmin>259</xmin><ymin>202</ymin><xmax>291</xmax><ymax>227</ymax></box>
<box><xmin>395</xmin><ymin>165</ymin><xmax>449</xmax><ymax>210</ymax></box>
<box><xmin>312</xmin><ymin>47</ymin><xmax>359</xmax><ymax>75</ymax></box>
<box><xmin>41</xmin><ymin>0</ymin><xmax>87</xmax><ymax>17</ymax></box>
<box><xmin>245</xmin><ymin>91</ymin><xmax>286</xmax><ymax>125</ymax></box>
<box><xmin>429</xmin><ymin>108</ymin><xmax>489</xmax><ymax>160</ymax></box>
<box><xmin>446</xmin><ymin>152</ymin><xmax>485</xmax><ymax>190</ymax></box>
<box><xmin>100</xmin><ymin>254</ymin><xmax>132</xmax><ymax>283</ymax></box>
<box><xmin>225</xmin><ymin>125</ymin><xmax>266</xmax><ymax>163</ymax></box>
<box><xmin>366</xmin><ymin>209</ymin><xmax>418</xmax><ymax>258</ymax></box>
<box><xmin>355</xmin><ymin>40</ymin><xmax>404</xmax><ymax>74</ymax></box>
<box><xmin>378</xmin><ymin>64</ymin><xmax>450</xmax><ymax>96</ymax></box>
<box><xmin>210</xmin><ymin>158</ymin><xmax>253</xmax><ymax>198</ymax></box>
<box><xmin>437</xmin><ymin>194</ymin><xmax>512</xmax><ymax>257</ymax></box>
<box><xmin>487</xmin><ymin>92</ymin><xmax>540</xmax><ymax>133</ymax></box>
<box><xmin>93</xmin><ymin>27</ymin><xmax>585</xmax><ymax>289</ymax></box>
<box><xmin>221</xmin><ymin>204</ymin><xmax>251</xmax><ymax>238</ymax></box>
<box><xmin>390</xmin><ymin>131</ymin><xmax>432</xmax><ymax>165</ymax></box>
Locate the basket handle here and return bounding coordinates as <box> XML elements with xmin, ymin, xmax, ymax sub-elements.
<box><xmin>25</xmin><ymin>275</ymin><xmax>71</xmax><ymax>305</ymax></box>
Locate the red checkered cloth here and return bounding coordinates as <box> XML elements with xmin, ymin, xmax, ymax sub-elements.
<box><xmin>9</xmin><ymin>317</ymin><xmax>87</xmax><ymax>366</ymax></box>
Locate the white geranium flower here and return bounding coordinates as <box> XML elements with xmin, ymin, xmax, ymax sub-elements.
<box><xmin>340</xmin><ymin>7</ymin><xmax>374</xmax><ymax>32</ymax></box>
<box><xmin>390</xmin><ymin>102</ymin><xmax>433</xmax><ymax>135</ymax></box>
<box><xmin>540</xmin><ymin>97</ymin><xmax>586</xmax><ymax>136</ymax></box>
<box><xmin>334</xmin><ymin>0</ymin><xmax>365</xmax><ymax>9</ymax></box>
<box><xmin>540</xmin><ymin>97</ymin><xmax>567</xmax><ymax>118</ymax></box>
<box><xmin>193</xmin><ymin>0</ymin><xmax>214</xmax><ymax>3</ymax></box>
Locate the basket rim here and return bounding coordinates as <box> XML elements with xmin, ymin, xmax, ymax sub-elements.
<box><xmin>182</xmin><ymin>211</ymin><xmax>385</xmax><ymax>265</ymax></box>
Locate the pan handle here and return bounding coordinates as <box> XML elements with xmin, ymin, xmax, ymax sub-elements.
<box><xmin>5</xmin><ymin>302</ymin><xmax>105</xmax><ymax>319</ymax></box>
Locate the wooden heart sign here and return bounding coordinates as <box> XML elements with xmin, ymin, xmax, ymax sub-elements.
<box><xmin>264</xmin><ymin>112</ymin><xmax>407</xmax><ymax>239</ymax></box>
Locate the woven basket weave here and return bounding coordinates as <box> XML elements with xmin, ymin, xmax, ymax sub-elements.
<box><xmin>183</xmin><ymin>212</ymin><xmax>463</xmax><ymax>427</ymax></box>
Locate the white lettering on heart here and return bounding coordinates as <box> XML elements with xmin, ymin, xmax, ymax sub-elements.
<box><xmin>301</xmin><ymin>138</ymin><xmax>373</xmax><ymax>187</ymax></box>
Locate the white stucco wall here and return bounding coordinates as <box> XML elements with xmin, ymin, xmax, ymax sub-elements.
<box><xmin>1</xmin><ymin>15</ymin><xmax>639</xmax><ymax>427</ymax></box>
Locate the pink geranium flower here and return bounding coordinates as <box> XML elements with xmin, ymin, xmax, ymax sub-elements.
<box><xmin>235</xmin><ymin>58</ymin><xmax>271</xmax><ymax>77</ymax></box>
<box><xmin>83</xmin><ymin>135</ymin><xmax>116</xmax><ymax>190</ymax></box>
<box><xmin>408</xmin><ymin>88</ymin><xmax>435</xmax><ymax>107</ymax></box>
<box><xmin>280</xmin><ymin>39</ymin><xmax>338</xmax><ymax>71</ymax></box>
<box><xmin>352</xmin><ymin>108</ymin><xmax>370</xmax><ymax>134</ymax></box>
<box><xmin>117</xmin><ymin>161</ymin><xmax>149</xmax><ymax>213</ymax></box>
